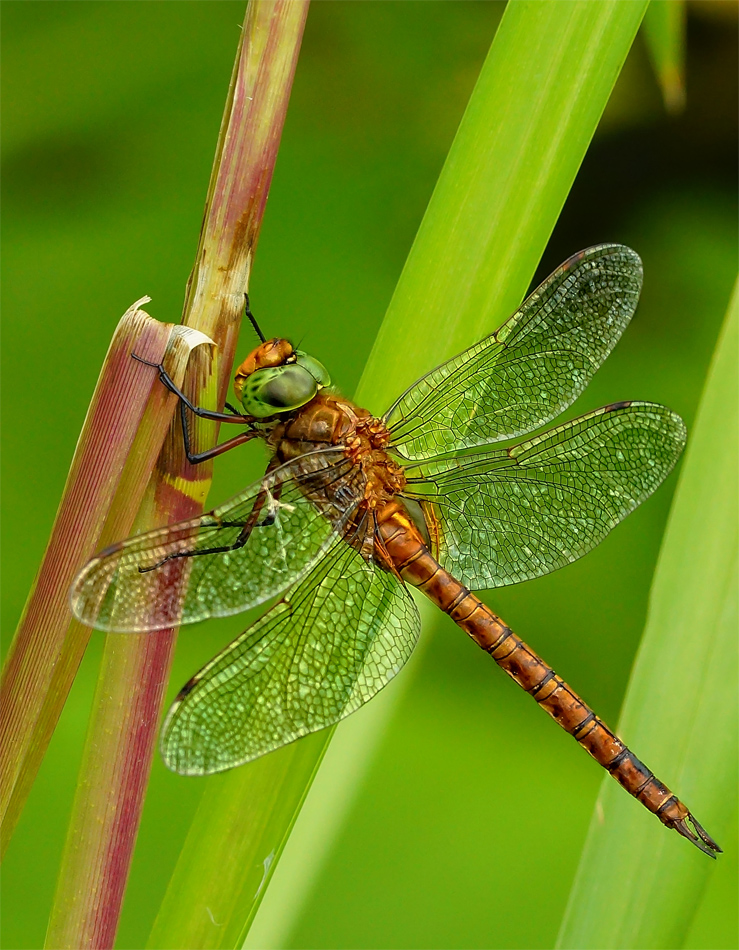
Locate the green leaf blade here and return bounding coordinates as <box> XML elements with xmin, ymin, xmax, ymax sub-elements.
<box><xmin>643</xmin><ymin>0</ymin><xmax>686</xmax><ymax>115</ymax></box>
<box><xmin>358</xmin><ymin>0</ymin><xmax>649</xmax><ymax>412</ymax></box>
<box><xmin>150</xmin><ymin>3</ymin><xmax>653</xmax><ymax>947</ymax></box>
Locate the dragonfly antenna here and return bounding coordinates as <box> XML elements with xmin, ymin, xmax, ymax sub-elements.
<box><xmin>244</xmin><ymin>294</ymin><xmax>266</xmax><ymax>343</ymax></box>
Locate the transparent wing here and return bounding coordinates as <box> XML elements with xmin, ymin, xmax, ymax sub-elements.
<box><xmin>384</xmin><ymin>245</ymin><xmax>643</xmax><ymax>460</ymax></box>
<box><xmin>160</xmin><ymin>528</ymin><xmax>421</xmax><ymax>775</ymax></box>
<box><xmin>403</xmin><ymin>402</ymin><xmax>686</xmax><ymax>590</ymax></box>
<box><xmin>70</xmin><ymin>449</ymin><xmax>364</xmax><ymax>632</ymax></box>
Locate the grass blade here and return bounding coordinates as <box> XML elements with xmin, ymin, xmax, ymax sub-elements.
<box><xmin>149</xmin><ymin>4</ymin><xmax>650</xmax><ymax>947</ymax></box>
<box><xmin>643</xmin><ymin>0</ymin><xmax>686</xmax><ymax>114</ymax></box>
<box><xmin>557</xmin><ymin>279</ymin><xmax>738</xmax><ymax>949</ymax></box>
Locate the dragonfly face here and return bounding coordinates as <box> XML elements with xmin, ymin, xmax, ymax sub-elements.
<box><xmin>233</xmin><ymin>338</ymin><xmax>331</xmax><ymax>419</ymax></box>
<box><xmin>70</xmin><ymin>245</ymin><xmax>720</xmax><ymax>856</ymax></box>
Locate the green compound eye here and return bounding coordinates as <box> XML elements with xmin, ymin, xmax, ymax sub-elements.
<box><xmin>294</xmin><ymin>351</ymin><xmax>331</xmax><ymax>388</ymax></box>
<box><xmin>240</xmin><ymin>364</ymin><xmax>319</xmax><ymax>418</ymax></box>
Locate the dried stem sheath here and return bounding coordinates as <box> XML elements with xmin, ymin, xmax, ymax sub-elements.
<box><xmin>0</xmin><ymin>305</ymin><xmax>178</xmax><ymax>853</ymax></box>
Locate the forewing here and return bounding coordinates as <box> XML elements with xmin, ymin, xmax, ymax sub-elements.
<box><xmin>403</xmin><ymin>403</ymin><xmax>686</xmax><ymax>589</ymax></box>
<box><xmin>160</xmin><ymin>531</ymin><xmax>421</xmax><ymax>775</ymax></box>
<box><xmin>70</xmin><ymin>449</ymin><xmax>363</xmax><ymax>632</ymax></box>
<box><xmin>384</xmin><ymin>245</ymin><xmax>643</xmax><ymax>460</ymax></box>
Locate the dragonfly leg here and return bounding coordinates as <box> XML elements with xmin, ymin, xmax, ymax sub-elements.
<box><xmin>178</xmin><ymin>399</ymin><xmax>258</xmax><ymax>465</ymax></box>
<box><xmin>244</xmin><ymin>293</ymin><xmax>267</xmax><ymax>343</ymax></box>
<box><xmin>131</xmin><ymin>353</ymin><xmax>254</xmax><ymax>425</ymax></box>
<box><xmin>138</xmin><ymin>463</ymin><xmax>279</xmax><ymax>573</ymax></box>
<box><xmin>138</xmin><ymin>504</ymin><xmax>262</xmax><ymax>574</ymax></box>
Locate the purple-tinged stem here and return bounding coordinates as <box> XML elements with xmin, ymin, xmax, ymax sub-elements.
<box><xmin>0</xmin><ymin>304</ymin><xmax>178</xmax><ymax>853</ymax></box>
<box><xmin>44</xmin><ymin>3</ymin><xmax>309</xmax><ymax>948</ymax></box>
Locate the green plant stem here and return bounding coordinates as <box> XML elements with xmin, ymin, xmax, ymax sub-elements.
<box><xmin>148</xmin><ymin>4</ymin><xmax>649</xmax><ymax>948</ymax></box>
<box><xmin>557</xmin><ymin>279</ymin><xmax>738</xmax><ymax>949</ymax></box>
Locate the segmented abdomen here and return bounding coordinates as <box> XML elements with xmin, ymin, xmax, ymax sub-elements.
<box><xmin>376</xmin><ymin>500</ymin><xmax>718</xmax><ymax>853</ymax></box>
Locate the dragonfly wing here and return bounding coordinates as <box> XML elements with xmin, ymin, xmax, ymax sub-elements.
<box><xmin>403</xmin><ymin>402</ymin><xmax>686</xmax><ymax>589</ymax></box>
<box><xmin>71</xmin><ymin>449</ymin><xmax>363</xmax><ymax>632</ymax></box>
<box><xmin>384</xmin><ymin>245</ymin><xmax>642</xmax><ymax>460</ymax></box>
<box><xmin>160</xmin><ymin>529</ymin><xmax>420</xmax><ymax>775</ymax></box>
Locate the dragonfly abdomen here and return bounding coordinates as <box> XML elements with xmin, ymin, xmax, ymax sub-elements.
<box><xmin>377</xmin><ymin>499</ymin><xmax>720</xmax><ymax>856</ymax></box>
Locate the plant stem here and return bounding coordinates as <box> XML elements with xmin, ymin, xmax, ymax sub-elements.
<box><xmin>44</xmin><ymin>3</ymin><xmax>309</xmax><ymax>948</ymax></box>
<box><xmin>0</xmin><ymin>304</ymin><xmax>177</xmax><ymax>854</ymax></box>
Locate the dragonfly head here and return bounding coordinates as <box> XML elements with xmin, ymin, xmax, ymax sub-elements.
<box><xmin>233</xmin><ymin>339</ymin><xmax>331</xmax><ymax>419</ymax></box>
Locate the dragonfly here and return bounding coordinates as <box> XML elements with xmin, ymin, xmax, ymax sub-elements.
<box><xmin>71</xmin><ymin>244</ymin><xmax>720</xmax><ymax>857</ymax></box>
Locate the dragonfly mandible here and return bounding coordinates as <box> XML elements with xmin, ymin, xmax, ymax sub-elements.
<box><xmin>71</xmin><ymin>245</ymin><xmax>720</xmax><ymax>857</ymax></box>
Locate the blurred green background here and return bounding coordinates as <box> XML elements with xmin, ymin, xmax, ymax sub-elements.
<box><xmin>2</xmin><ymin>2</ymin><xmax>737</xmax><ymax>948</ymax></box>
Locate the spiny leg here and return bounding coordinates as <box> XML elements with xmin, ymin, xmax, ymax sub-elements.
<box><xmin>132</xmin><ymin>352</ymin><xmax>259</xmax><ymax>465</ymax></box>
<box><xmin>244</xmin><ymin>293</ymin><xmax>267</xmax><ymax>343</ymax></box>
